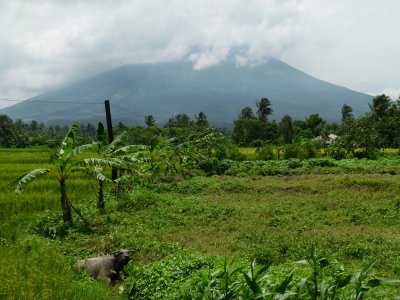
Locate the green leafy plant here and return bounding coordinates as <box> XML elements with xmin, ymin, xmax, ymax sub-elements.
<box><xmin>15</xmin><ymin>122</ymin><xmax>99</xmax><ymax>222</ymax></box>
<box><xmin>256</xmin><ymin>145</ymin><xmax>276</xmax><ymax>160</ymax></box>
<box><xmin>352</xmin><ymin>261</ymin><xmax>399</xmax><ymax>300</ymax></box>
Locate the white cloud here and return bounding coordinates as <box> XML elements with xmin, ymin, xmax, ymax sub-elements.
<box><xmin>368</xmin><ymin>88</ymin><xmax>400</xmax><ymax>101</ymax></box>
<box><xmin>0</xmin><ymin>0</ymin><xmax>399</xmax><ymax>109</ymax></box>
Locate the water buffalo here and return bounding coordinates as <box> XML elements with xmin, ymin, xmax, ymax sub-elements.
<box><xmin>77</xmin><ymin>249</ymin><xmax>131</xmax><ymax>284</ymax></box>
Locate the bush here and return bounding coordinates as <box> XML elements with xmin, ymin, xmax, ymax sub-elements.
<box><xmin>216</xmin><ymin>143</ymin><xmax>245</xmax><ymax>161</ymax></box>
<box><xmin>301</xmin><ymin>141</ymin><xmax>319</xmax><ymax>159</ymax></box>
<box><xmin>255</xmin><ymin>145</ymin><xmax>276</xmax><ymax>160</ymax></box>
<box><xmin>32</xmin><ymin>211</ymin><xmax>70</xmax><ymax>239</ymax></box>
<box><xmin>327</xmin><ymin>143</ymin><xmax>348</xmax><ymax>159</ymax></box>
<box><xmin>353</xmin><ymin>149</ymin><xmax>380</xmax><ymax>160</ymax></box>
<box><xmin>306</xmin><ymin>158</ymin><xmax>337</xmax><ymax>168</ymax></box>
<box><xmin>250</xmin><ymin>139</ymin><xmax>264</xmax><ymax>147</ymax></box>
<box><xmin>115</xmin><ymin>189</ymin><xmax>161</xmax><ymax>210</ymax></box>
<box><xmin>283</xmin><ymin>143</ymin><xmax>303</xmax><ymax>159</ymax></box>
<box><xmin>126</xmin><ymin>252</ymin><xmax>213</xmax><ymax>299</ymax></box>
<box><xmin>198</xmin><ymin>158</ymin><xmax>233</xmax><ymax>175</ymax></box>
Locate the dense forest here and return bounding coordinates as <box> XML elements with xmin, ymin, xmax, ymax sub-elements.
<box><xmin>1</xmin><ymin>94</ymin><xmax>399</xmax><ymax>160</ymax></box>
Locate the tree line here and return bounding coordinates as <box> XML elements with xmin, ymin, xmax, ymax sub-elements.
<box><xmin>230</xmin><ymin>94</ymin><xmax>400</xmax><ymax>159</ymax></box>
<box><xmin>1</xmin><ymin>93</ymin><xmax>400</xmax><ymax>159</ymax></box>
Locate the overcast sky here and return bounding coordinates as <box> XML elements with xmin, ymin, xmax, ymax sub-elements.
<box><xmin>1</xmin><ymin>0</ymin><xmax>399</xmax><ymax>109</ymax></box>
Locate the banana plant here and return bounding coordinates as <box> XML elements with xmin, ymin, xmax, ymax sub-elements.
<box><xmin>82</xmin><ymin>125</ymin><xmax>148</xmax><ymax>209</ymax></box>
<box><xmin>15</xmin><ymin>122</ymin><xmax>99</xmax><ymax>222</ymax></box>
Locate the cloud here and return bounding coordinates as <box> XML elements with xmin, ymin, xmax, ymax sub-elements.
<box><xmin>0</xmin><ymin>0</ymin><xmax>399</xmax><ymax>110</ymax></box>
<box><xmin>369</xmin><ymin>88</ymin><xmax>400</xmax><ymax>101</ymax></box>
<box><xmin>0</xmin><ymin>0</ymin><xmax>304</xmax><ymax>107</ymax></box>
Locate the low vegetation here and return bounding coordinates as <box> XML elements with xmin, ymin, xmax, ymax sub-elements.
<box><xmin>1</xmin><ymin>145</ymin><xmax>400</xmax><ymax>298</ymax></box>
<box><xmin>1</xmin><ymin>94</ymin><xmax>400</xmax><ymax>298</ymax></box>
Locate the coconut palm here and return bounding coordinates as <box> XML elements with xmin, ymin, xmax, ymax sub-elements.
<box><xmin>369</xmin><ymin>94</ymin><xmax>391</xmax><ymax>121</ymax></box>
<box><xmin>144</xmin><ymin>115</ymin><xmax>156</xmax><ymax>127</ymax></box>
<box><xmin>15</xmin><ymin>122</ymin><xmax>100</xmax><ymax>222</ymax></box>
<box><xmin>256</xmin><ymin>97</ymin><xmax>273</xmax><ymax>122</ymax></box>
<box><xmin>341</xmin><ymin>104</ymin><xmax>353</xmax><ymax>125</ymax></box>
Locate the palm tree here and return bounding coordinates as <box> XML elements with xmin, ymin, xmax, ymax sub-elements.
<box><xmin>16</xmin><ymin>122</ymin><xmax>99</xmax><ymax>222</ymax></box>
<box><xmin>341</xmin><ymin>104</ymin><xmax>353</xmax><ymax>125</ymax></box>
<box><xmin>368</xmin><ymin>94</ymin><xmax>391</xmax><ymax>121</ymax></box>
<box><xmin>144</xmin><ymin>115</ymin><xmax>156</xmax><ymax>127</ymax></box>
<box><xmin>194</xmin><ymin>112</ymin><xmax>209</xmax><ymax>128</ymax></box>
<box><xmin>256</xmin><ymin>97</ymin><xmax>273</xmax><ymax>122</ymax></box>
<box><xmin>238</xmin><ymin>107</ymin><xmax>255</xmax><ymax>120</ymax></box>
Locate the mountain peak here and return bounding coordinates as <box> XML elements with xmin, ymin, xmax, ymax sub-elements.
<box><xmin>0</xmin><ymin>59</ymin><xmax>371</xmax><ymax>126</ymax></box>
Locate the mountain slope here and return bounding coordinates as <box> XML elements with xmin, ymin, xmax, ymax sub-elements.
<box><xmin>0</xmin><ymin>59</ymin><xmax>371</xmax><ymax>127</ymax></box>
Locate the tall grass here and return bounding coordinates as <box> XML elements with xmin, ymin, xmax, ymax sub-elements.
<box><xmin>0</xmin><ymin>148</ymin><xmax>121</xmax><ymax>299</ymax></box>
<box><xmin>0</xmin><ymin>236</ymin><xmax>121</xmax><ymax>299</ymax></box>
<box><xmin>0</xmin><ymin>148</ymin><xmax>99</xmax><ymax>218</ymax></box>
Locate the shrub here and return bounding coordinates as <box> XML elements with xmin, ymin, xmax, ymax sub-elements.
<box><xmin>198</xmin><ymin>158</ymin><xmax>234</xmax><ymax>175</ymax></box>
<box><xmin>284</xmin><ymin>158</ymin><xmax>304</xmax><ymax>169</ymax></box>
<box><xmin>115</xmin><ymin>189</ymin><xmax>160</xmax><ymax>210</ymax></box>
<box><xmin>283</xmin><ymin>143</ymin><xmax>303</xmax><ymax>159</ymax></box>
<box><xmin>327</xmin><ymin>143</ymin><xmax>348</xmax><ymax>159</ymax></box>
<box><xmin>301</xmin><ymin>141</ymin><xmax>319</xmax><ymax>159</ymax></box>
<box><xmin>250</xmin><ymin>139</ymin><xmax>264</xmax><ymax>147</ymax></box>
<box><xmin>126</xmin><ymin>252</ymin><xmax>213</xmax><ymax>299</ymax></box>
<box><xmin>306</xmin><ymin>158</ymin><xmax>337</xmax><ymax>168</ymax></box>
<box><xmin>32</xmin><ymin>211</ymin><xmax>70</xmax><ymax>239</ymax></box>
<box><xmin>255</xmin><ymin>145</ymin><xmax>276</xmax><ymax>160</ymax></box>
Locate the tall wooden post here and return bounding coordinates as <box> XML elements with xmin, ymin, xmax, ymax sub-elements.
<box><xmin>104</xmin><ymin>100</ymin><xmax>118</xmax><ymax>181</ymax></box>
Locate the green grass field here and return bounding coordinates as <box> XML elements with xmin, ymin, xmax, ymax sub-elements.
<box><xmin>1</xmin><ymin>148</ymin><xmax>400</xmax><ymax>299</ymax></box>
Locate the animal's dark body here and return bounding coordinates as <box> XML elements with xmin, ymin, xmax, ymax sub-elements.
<box><xmin>77</xmin><ymin>249</ymin><xmax>131</xmax><ymax>284</ymax></box>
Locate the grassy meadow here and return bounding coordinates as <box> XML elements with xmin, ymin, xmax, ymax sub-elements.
<box><xmin>1</xmin><ymin>148</ymin><xmax>400</xmax><ymax>299</ymax></box>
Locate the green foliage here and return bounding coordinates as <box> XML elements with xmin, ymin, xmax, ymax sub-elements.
<box><xmin>15</xmin><ymin>122</ymin><xmax>100</xmax><ymax>222</ymax></box>
<box><xmin>284</xmin><ymin>143</ymin><xmax>304</xmax><ymax>159</ymax></box>
<box><xmin>256</xmin><ymin>145</ymin><xmax>276</xmax><ymax>160</ymax></box>
<box><xmin>31</xmin><ymin>211</ymin><xmax>70</xmax><ymax>239</ymax></box>
<box><xmin>327</xmin><ymin>143</ymin><xmax>348</xmax><ymax>160</ymax></box>
<box><xmin>232</xmin><ymin>102</ymin><xmax>279</xmax><ymax>146</ymax></box>
<box><xmin>3</xmin><ymin>148</ymin><xmax>400</xmax><ymax>298</ymax></box>
<box><xmin>126</xmin><ymin>252</ymin><xmax>213</xmax><ymax>299</ymax></box>
<box><xmin>256</xmin><ymin>97</ymin><xmax>273</xmax><ymax>122</ymax></box>
<box><xmin>0</xmin><ymin>235</ymin><xmax>119</xmax><ymax>300</ymax></box>
<box><xmin>113</xmin><ymin>188</ymin><xmax>161</xmax><ymax>211</ymax></box>
<box><xmin>125</xmin><ymin>251</ymin><xmax>398</xmax><ymax>299</ymax></box>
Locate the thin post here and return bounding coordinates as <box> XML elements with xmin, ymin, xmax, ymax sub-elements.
<box><xmin>104</xmin><ymin>100</ymin><xmax>118</xmax><ymax>181</ymax></box>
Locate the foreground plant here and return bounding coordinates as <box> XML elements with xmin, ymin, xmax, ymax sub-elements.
<box><xmin>128</xmin><ymin>251</ymin><xmax>399</xmax><ymax>299</ymax></box>
<box><xmin>15</xmin><ymin>121</ymin><xmax>99</xmax><ymax>222</ymax></box>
